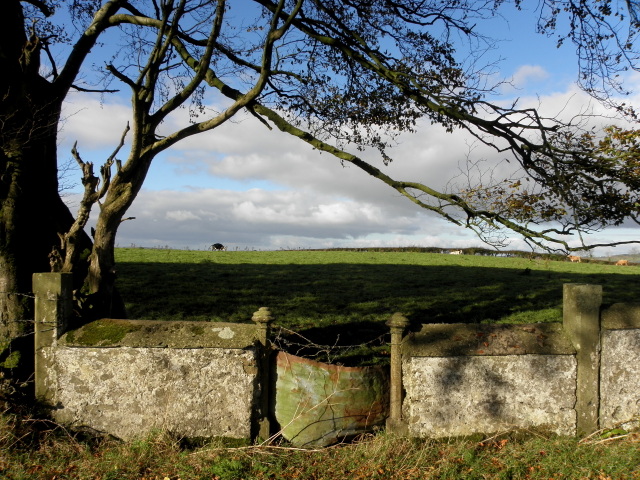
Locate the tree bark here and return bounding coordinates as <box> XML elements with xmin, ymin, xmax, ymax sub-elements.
<box><xmin>0</xmin><ymin>1</ymin><xmax>93</xmax><ymax>374</ymax></box>
<box><xmin>0</xmin><ymin>87</ymin><xmax>70</xmax><ymax>372</ymax></box>
<box><xmin>85</xmin><ymin>211</ymin><xmax>127</xmax><ymax>320</ymax></box>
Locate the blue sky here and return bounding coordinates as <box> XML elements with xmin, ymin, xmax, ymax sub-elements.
<box><xmin>57</xmin><ymin>2</ymin><xmax>640</xmax><ymax>256</ymax></box>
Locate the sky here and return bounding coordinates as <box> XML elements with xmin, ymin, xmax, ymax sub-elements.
<box><xmin>56</xmin><ymin>2</ymin><xmax>640</xmax><ymax>257</ymax></box>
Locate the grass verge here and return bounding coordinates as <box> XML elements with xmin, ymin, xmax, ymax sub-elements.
<box><xmin>2</xmin><ymin>408</ymin><xmax>639</xmax><ymax>480</ymax></box>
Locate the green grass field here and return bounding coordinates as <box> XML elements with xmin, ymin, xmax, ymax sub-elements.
<box><xmin>114</xmin><ymin>248</ymin><xmax>640</xmax><ymax>365</ymax></box>
<box><xmin>116</xmin><ymin>248</ymin><xmax>640</xmax><ymax>323</ymax></box>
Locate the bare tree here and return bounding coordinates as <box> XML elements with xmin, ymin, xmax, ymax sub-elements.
<box><xmin>3</xmin><ymin>0</ymin><xmax>640</xmax><ymax>373</ymax></box>
<box><xmin>0</xmin><ymin>0</ymin><xmax>124</xmax><ymax>372</ymax></box>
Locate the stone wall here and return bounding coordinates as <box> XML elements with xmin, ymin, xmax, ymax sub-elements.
<box><xmin>600</xmin><ymin>303</ymin><xmax>640</xmax><ymax>431</ymax></box>
<box><xmin>33</xmin><ymin>273</ymin><xmax>272</xmax><ymax>441</ymax></box>
<box><xmin>389</xmin><ymin>284</ymin><xmax>640</xmax><ymax>438</ymax></box>
<box><xmin>49</xmin><ymin>345</ymin><xmax>258</xmax><ymax>440</ymax></box>
<box><xmin>33</xmin><ymin>274</ymin><xmax>640</xmax><ymax>443</ymax></box>
<box><xmin>399</xmin><ymin>323</ymin><xmax>578</xmax><ymax>437</ymax></box>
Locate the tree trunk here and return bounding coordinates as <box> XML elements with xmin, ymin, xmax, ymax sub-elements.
<box><xmin>0</xmin><ymin>87</ymin><xmax>72</xmax><ymax>372</ymax></box>
<box><xmin>85</xmin><ymin>213</ymin><xmax>127</xmax><ymax>320</ymax></box>
<box><xmin>0</xmin><ymin>1</ymin><xmax>92</xmax><ymax>374</ymax></box>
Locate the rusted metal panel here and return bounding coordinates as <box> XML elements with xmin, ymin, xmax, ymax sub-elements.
<box><xmin>274</xmin><ymin>351</ymin><xmax>389</xmax><ymax>447</ymax></box>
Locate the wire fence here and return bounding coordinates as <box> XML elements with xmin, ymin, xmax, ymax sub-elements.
<box><xmin>0</xmin><ymin>291</ymin><xmax>37</xmax><ymax>341</ymax></box>
<box><xmin>271</xmin><ymin>326</ymin><xmax>389</xmax><ymax>366</ymax></box>
<box><xmin>0</xmin><ymin>290</ymin><xmax>391</xmax><ymax>366</ymax></box>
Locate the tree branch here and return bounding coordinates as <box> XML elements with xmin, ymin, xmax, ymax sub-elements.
<box><xmin>150</xmin><ymin>0</ymin><xmax>224</xmax><ymax>126</ymax></box>
<box><xmin>22</xmin><ymin>0</ymin><xmax>52</xmax><ymax>17</ymax></box>
<box><xmin>219</xmin><ymin>80</ymin><xmax>587</xmax><ymax>251</ymax></box>
<box><xmin>55</xmin><ymin>0</ymin><xmax>127</xmax><ymax>97</ymax></box>
<box><xmin>54</xmin><ymin>123</ymin><xmax>130</xmax><ymax>273</ymax></box>
<box><xmin>70</xmin><ymin>84</ymin><xmax>120</xmax><ymax>93</ymax></box>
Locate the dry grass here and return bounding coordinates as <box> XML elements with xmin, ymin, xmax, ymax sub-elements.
<box><xmin>2</xmin><ymin>404</ymin><xmax>639</xmax><ymax>480</ymax></box>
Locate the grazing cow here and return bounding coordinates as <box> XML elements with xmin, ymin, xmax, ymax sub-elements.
<box><xmin>616</xmin><ymin>259</ymin><xmax>629</xmax><ymax>266</ymax></box>
<box><xmin>567</xmin><ymin>255</ymin><xmax>581</xmax><ymax>263</ymax></box>
<box><xmin>210</xmin><ymin>243</ymin><xmax>227</xmax><ymax>251</ymax></box>
<box><xmin>450</xmin><ymin>249</ymin><xmax>463</xmax><ymax>255</ymax></box>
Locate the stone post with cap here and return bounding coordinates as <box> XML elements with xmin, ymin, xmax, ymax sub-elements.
<box><xmin>386</xmin><ymin>312</ymin><xmax>410</xmax><ymax>435</ymax></box>
<box><xmin>252</xmin><ymin>307</ymin><xmax>274</xmax><ymax>441</ymax></box>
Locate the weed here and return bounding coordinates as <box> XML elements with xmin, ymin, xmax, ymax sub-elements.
<box><xmin>208</xmin><ymin>458</ymin><xmax>248</xmax><ymax>479</ymax></box>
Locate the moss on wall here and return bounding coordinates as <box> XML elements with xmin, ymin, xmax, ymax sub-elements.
<box><xmin>1</xmin><ymin>349</ymin><xmax>21</xmax><ymax>369</ymax></box>
<box><xmin>61</xmin><ymin>319</ymin><xmax>259</xmax><ymax>349</ymax></box>
<box><xmin>64</xmin><ymin>319</ymin><xmax>142</xmax><ymax>347</ymax></box>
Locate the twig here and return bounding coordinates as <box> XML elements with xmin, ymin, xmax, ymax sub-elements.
<box><xmin>588</xmin><ymin>434</ymin><xmax>631</xmax><ymax>445</ymax></box>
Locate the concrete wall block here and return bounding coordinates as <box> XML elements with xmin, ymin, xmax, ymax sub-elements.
<box><xmin>36</xmin><ymin>346</ymin><xmax>59</xmax><ymax>401</ymax></box>
<box><xmin>602</xmin><ymin>303</ymin><xmax>640</xmax><ymax>329</ymax></box>
<box><xmin>49</xmin><ymin>347</ymin><xmax>259</xmax><ymax>441</ymax></box>
<box><xmin>403</xmin><ymin>355</ymin><xmax>577</xmax><ymax>438</ymax></box>
<box><xmin>600</xmin><ymin>329</ymin><xmax>640</xmax><ymax>430</ymax></box>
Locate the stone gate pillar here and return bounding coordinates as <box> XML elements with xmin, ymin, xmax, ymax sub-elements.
<box><xmin>563</xmin><ymin>283</ymin><xmax>602</xmax><ymax>436</ymax></box>
<box><xmin>252</xmin><ymin>307</ymin><xmax>274</xmax><ymax>441</ymax></box>
<box><xmin>386</xmin><ymin>312</ymin><xmax>409</xmax><ymax>434</ymax></box>
<box><xmin>33</xmin><ymin>272</ymin><xmax>73</xmax><ymax>402</ymax></box>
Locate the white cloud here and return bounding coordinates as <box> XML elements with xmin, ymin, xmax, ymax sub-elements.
<box><xmin>60</xmin><ymin>94</ymin><xmax>132</xmax><ymax>150</ymax></box>
<box><xmin>510</xmin><ymin>65</ymin><xmax>550</xmax><ymax>89</ymax></box>
<box><xmin>165</xmin><ymin>210</ymin><xmax>202</xmax><ymax>221</ymax></box>
<box><xmin>60</xmin><ymin>77</ymin><xmax>640</xmax><ymax>256</ymax></box>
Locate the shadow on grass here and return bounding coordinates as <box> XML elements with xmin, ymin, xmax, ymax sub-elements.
<box><xmin>115</xmin><ymin>261</ymin><xmax>639</xmax><ymax>364</ymax></box>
